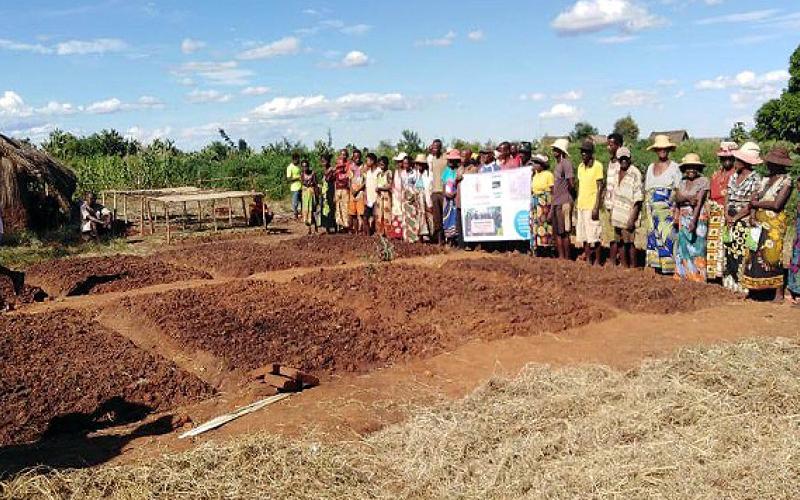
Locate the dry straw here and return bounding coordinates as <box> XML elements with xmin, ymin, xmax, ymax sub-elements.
<box><xmin>2</xmin><ymin>338</ymin><xmax>800</xmax><ymax>499</ymax></box>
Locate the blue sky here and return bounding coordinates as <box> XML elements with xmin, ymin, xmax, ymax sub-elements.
<box><xmin>0</xmin><ymin>0</ymin><xmax>797</xmax><ymax>150</ymax></box>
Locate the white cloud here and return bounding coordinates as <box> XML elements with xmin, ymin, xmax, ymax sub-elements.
<box><xmin>695</xmin><ymin>9</ymin><xmax>780</xmax><ymax>25</ymax></box>
<box><xmin>174</xmin><ymin>60</ymin><xmax>253</xmax><ymax>86</ymax></box>
<box><xmin>241</xmin><ymin>86</ymin><xmax>271</xmax><ymax>96</ymax></box>
<box><xmin>656</xmin><ymin>79</ymin><xmax>678</xmax><ymax>86</ymax></box>
<box><xmin>55</xmin><ymin>38</ymin><xmax>127</xmax><ymax>55</ymax></box>
<box><xmin>553</xmin><ymin>90</ymin><xmax>583</xmax><ymax>101</ymax></box>
<box><xmin>237</xmin><ymin>36</ymin><xmax>301</xmax><ymax>60</ymax></box>
<box><xmin>539</xmin><ymin>103</ymin><xmax>582</xmax><ymax>119</ymax></box>
<box><xmin>186</xmin><ymin>89</ymin><xmax>232</xmax><ymax>104</ymax></box>
<box><xmin>597</xmin><ymin>34</ymin><xmax>636</xmax><ymax>43</ymax></box>
<box><xmin>136</xmin><ymin>96</ymin><xmax>165</xmax><ymax>109</ymax></box>
<box><xmin>8</xmin><ymin>123</ymin><xmax>58</xmax><ymax>142</ymax></box>
<box><xmin>0</xmin><ymin>91</ymin><xmax>32</xmax><ymax>117</ymax></box>
<box><xmin>340</xmin><ymin>24</ymin><xmax>371</xmax><ymax>35</ymax></box>
<box><xmin>611</xmin><ymin>89</ymin><xmax>659</xmax><ymax>107</ymax></box>
<box><xmin>696</xmin><ymin>69</ymin><xmax>789</xmax><ymax>109</ymax></box>
<box><xmin>181</xmin><ymin>38</ymin><xmax>206</xmax><ymax>54</ymax></box>
<box><xmin>519</xmin><ymin>93</ymin><xmax>546</xmax><ymax>101</ymax></box>
<box><xmin>302</xmin><ymin>8</ymin><xmax>320</xmax><ymax>16</ymax></box>
<box><xmin>340</xmin><ymin>50</ymin><xmax>370</xmax><ymax>67</ymax></box>
<box><xmin>552</xmin><ymin>0</ymin><xmax>666</xmax><ymax>35</ymax></box>
<box><xmin>85</xmin><ymin>97</ymin><xmax>123</xmax><ymax>114</ymax></box>
<box><xmin>0</xmin><ymin>37</ymin><xmax>127</xmax><ymax>56</ymax></box>
<box><xmin>416</xmin><ymin>31</ymin><xmax>456</xmax><ymax>47</ymax></box>
<box><xmin>125</xmin><ymin>126</ymin><xmax>173</xmax><ymax>144</ymax></box>
<box><xmin>34</xmin><ymin>101</ymin><xmax>78</xmax><ymax>115</ymax></box>
<box><xmin>467</xmin><ymin>30</ymin><xmax>485</xmax><ymax>42</ymax></box>
<box><xmin>250</xmin><ymin>92</ymin><xmax>411</xmax><ymax>120</ymax></box>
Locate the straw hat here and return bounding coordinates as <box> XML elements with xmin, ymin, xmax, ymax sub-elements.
<box><xmin>717</xmin><ymin>141</ymin><xmax>738</xmax><ymax>158</ymax></box>
<box><xmin>616</xmin><ymin>147</ymin><xmax>632</xmax><ymax>159</ymax></box>
<box><xmin>551</xmin><ymin>138</ymin><xmax>570</xmax><ymax>155</ymax></box>
<box><xmin>647</xmin><ymin>134</ymin><xmax>677</xmax><ymax>151</ymax></box>
<box><xmin>446</xmin><ymin>149</ymin><xmax>461</xmax><ymax>160</ymax></box>
<box><xmin>393</xmin><ymin>151</ymin><xmax>408</xmax><ymax>162</ymax></box>
<box><xmin>764</xmin><ymin>147</ymin><xmax>793</xmax><ymax>168</ymax></box>
<box><xmin>678</xmin><ymin>153</ymin><xmax>705</xmax><ymax>172</ymax></box>
<box><xmin>731</xmin><ymin>141</ymin><xmax>763</xmax><ymax>165</ymax></box>
<box><xmin>414</xmin><ymin>153</ymin><xmax>428</xmax><ymax>164</ymax></box>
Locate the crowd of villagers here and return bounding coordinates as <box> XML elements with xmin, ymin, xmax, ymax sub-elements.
<box><xmin>285</xmin><ymin>134</ymin><xmax>800</xmax><ymax>304</ymax></box>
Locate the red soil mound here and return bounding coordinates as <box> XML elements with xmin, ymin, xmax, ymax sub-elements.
<box><xmin>119</xmin><ymin>261</ymin><xmax>608</xmax><ymax>378</ymax></box>
<box><xmin>25</xmin><ymin>255</ymin><xmax>212</xmax><ymax>297</ymax></box>
<box><xmin>0</xmin><ymin>311</ymin><xmax>214</xmax><ymax>446</ymax></box>
<box><xmin>157</xmin><ymin>234</ymin><xmax>446</xmax><ymax>278</ymax></box>
<box><xmin>450</xmin><ymin>255</ymin><xmax>736</xmax><ymax>314</ymax></box>
<box><xmin>0</xmin><ymin>266</ymin><xmax>47</xmax><ymax>311</ymax></box>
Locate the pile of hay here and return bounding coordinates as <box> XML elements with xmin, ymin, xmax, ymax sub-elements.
<box><xmin>3</xmin><ymin>338</ymin><xmax>799</xmax><ymax>498</ymax></box>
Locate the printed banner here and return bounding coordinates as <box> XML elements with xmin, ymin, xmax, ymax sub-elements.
<box><xmin>460</xmin><ymin>167</ymin><xmax>531</xmax><ymax>242</ymax></box>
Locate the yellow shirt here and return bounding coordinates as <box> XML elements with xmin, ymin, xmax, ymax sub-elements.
<box><xmin>576</xmin><ymin>160</ymin><xmax>604</xmax><ymax>210</ymax></box>
<box><xmin>531</xmin><ymin>170</ymin><xmax>555</xmax><ymax>195</ymax></box>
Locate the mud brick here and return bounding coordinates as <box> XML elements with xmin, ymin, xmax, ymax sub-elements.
<box><xmin>275</xmin><ymin>366</ymin><xmax>320</xmax><ymax>388</ymax></box>
<box><xmin>249</xmin><ymin>363</ymin><xmax>280</xmax><ymax>381</ymax></box>
<box><xmin>262</xmin><ymin>374</ymin><xmax>301</xmax><ymax>392</ymax></box>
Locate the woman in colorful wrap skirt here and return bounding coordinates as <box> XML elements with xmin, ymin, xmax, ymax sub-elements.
<box><xmin>673</xmin><ymin>153</ymin><xmax>710</xmax><ymax>282</ymax></box>
<box><xmin>644</xmin><ymin>135</ymin><xmax>682</xmax><ymax>273</ymax></box>
<box><xmin>706</xmin><ymin>142</ymin><xmax>737</xmax><ymax>280</ymax></box>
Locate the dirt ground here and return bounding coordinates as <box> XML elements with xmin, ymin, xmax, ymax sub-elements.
<box><xmin>25</xmin><ymin>255</ymin><xmax>212</xmax><ymax>297</ymax></box>
<box><xmin>0</xmin><ymin>310</ymin><xmax>214</xmax><ymax>447</ymax></box>
<box><xmin>0</xmin><ymin>266</ymin><xmax>46</xmax><ymax>310</ymax></box>
<box><xmin>157</xmin><ymin>234</ymin><xmax>446</xmax><ymax>278</ymax></box>
<box><xmin>1</xmin><ymin>225</ymin><xmax>797</xmax><ymax>475</ymax></box>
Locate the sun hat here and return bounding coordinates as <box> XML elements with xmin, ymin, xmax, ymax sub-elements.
<box><xmin>731</xmin><ymin>141</ymin><xmax>763</xmax><ymax>165</ymax></box>
<box><xmin>393</xmin><ymin>152</ymin><xmax>408</xmax><ymax>162</ymax></box>
<box><xmin>647</xmin><ymin>134</ymin><xmax>677</xmax><ymax>151</ymax></box>
<box><xmin>616</xmin><ymin>147</ymin><xmax>632</xmax><ymax>160</ymax></box>
<box><xmin>551</xmin><ymin>138</ymin><xmax>570</xmax><ymax>155</ymax></box>
<box><xmin>678</xmin><ymin>153</ymin><xmax>705</xmax><ymax>172</ymax></box>
<box><xmin>447</xmin><ymin>149</ymin><xmax>461</xmax><ymax>160</ymax></box>
<box><xmin>532</xmin><ymin>153</ymin><xmax>549</xmax><ymax>165</ymax></box>
<box><xmin>579</xmin><ymin>139</ymin><xmax>595</xmax><ymax>153</ymax></box>
<box><xmin>717</xmin><ymin>141</ymin><xmax>738</xmax><ymax>158</ymax></box>
<box><xmin>414</xmin><ymin>153</ymin><xmax>428</xmax><ymax>164</ymax></box>
<box><xmin>764</xmin><ymin>147</ymin><xmax>793</xmax><ymax>168</ymax></box>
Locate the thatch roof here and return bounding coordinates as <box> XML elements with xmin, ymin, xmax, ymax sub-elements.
<box><xmin>648</xmin><ymin>130</ymin><xmax>690</xmax><ymax>144</ymax></box>
<box><xmin>0</xmin><ymin>134</ymin><xmax>77</xmax><ymax>232</ymax></box>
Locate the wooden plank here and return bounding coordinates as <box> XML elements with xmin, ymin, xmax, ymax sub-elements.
<box><xmin>147</xmin><ymin>200</ymin><xmax>155</xmax><ymax>234</ymax></box>
<box><xmin>122</xmin><ymin>194</ymin><xmax>128</xmax><ymax>224</ymax></box>
<box><xmin>178</xmin><ymin>393</ymin><xmax>291</xmax><ymax>439</ymax></box>
<box><xmin>212</xmin><ymin>199</ymin><xmax>218</xmax><ymax>232</ymax></box>
<box><xmin>139</xmin><ymin>197</ymin><xmax>145</xmax><ymax>236</ymax></box>
<box><xmin>228</xmin><ymin>197</ymin><xmax>234</xmax><ymax>226</ymax></box>
<box><xmin>262</xmin><ymin>199</ymin><xmax>268</xmax><ymax>231</ymax></box>
<box><xmin>241</xmin><ymin>197</ymin><xmax>248</xmax><ymax>226</ymax></box>
<box><xmin>165</xmin><ymin>203</ymin><xmax>171</xmax><ymax>245</ymax></box>
<box><xmin>197</xmin><ymin>201</ymin><xmax>203</xmax><ymax>229</ymax></box>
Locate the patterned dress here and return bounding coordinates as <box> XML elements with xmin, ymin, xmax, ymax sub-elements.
<box><xmin>300</xmin><ymin>171</ymin><xmax>318</xmax><ymax>227</ymax></box>
<box><xmin>741</xmin><ymin>174</ymin><xmax>793</xmax><ymax>291</ymax></box>
<box><xmin>442</xmin><ymin>167</ymin><xmax>459</xmax><ymax>240</ymax></box>
<box><xmin>530</xmin><ymin>170</ymin><xmax>554</xmax><ymax>251</ymax></box>
<box><xmin>706</xmin><ymin>168</ymin><xmax>734</xmax><ymax>280</ymax></box>
<box><xmin>403</xmin><ymin>170</ymin><xmax>421</xmax><ymax>243</ymax></box>
<box><xmin>390</xmin><ymin>169</ymin><xmax>408</xmax><ymax>239</ymax></box>
<box><xmin>674</xmin><ymin>177</ymin><xmax>709</xmax><ymax>282</ymax></box>
<box><xmin>375</xmin><ymin>170</ymin><xmax>393</xmax><ymax>236</ymax></box>
<box><xmin>645</xmin><ymin>161</ymin><xmax>682</xmax><ymax>273</ymax></box>
<box><xmin>787</xmin><ymin>204</ymin><xmax>800</xmax><ymax>297</ymax></box>
<box><xmin>722</xmin><ymin>170</ymin><xmax>762</xmax><ymax>293</ymax></box>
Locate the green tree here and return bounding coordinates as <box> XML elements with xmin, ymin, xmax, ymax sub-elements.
<box><xmin>754</xmin><ymin>43</ymin><xmax>800</xmax><ymax>143</ymax></box>
<box><xmin>569</xmin><ymin>122</ymin><xmax>598</xmax><ymax>142</ymax></box>
<box><xmin>729</xmin><ymin>122</ymin><xmax>749</xmax><ymax>144</ymax></box>
<box><xmin>396</xmin><ymin>129</ymin><xmax>424</xmax><ymax>156</ymax></box>
<box><xmin>613</xmin><ymin>115</ymin><xmax>640</xmax><ymax>143</ymax></box>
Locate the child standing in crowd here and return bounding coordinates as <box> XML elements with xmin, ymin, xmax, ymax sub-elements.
<box><xmin>348</xmin><ymin>149</ymin><xmax>367</xmax><ymax>235</ymax></box>
<box><xmin>673</xmin><ymin>154</ymin><xmax>710</xmax><ymax>282</ymax></box>
<box><xmin>300</xmin><ymin>159</ymin><xmax>319</xmax><ymax>234</ymax></box>
<box><xmin>442</xmin><ymin>149</ymin><xmax>460</xmax><ymax>244</ymax></box>
<box><xmin>286</xmin><ymin>152</ymin><xmax>302</xmax><ymax>220</ymax></box>
<box><xmin>375</xmin><ymin>156</ymin><xmax>393</xmax><ymax>237</ymax></box>
<box><xmin>334</xmin><ymin>149</ymin><xmax>351</xmax><ymax>233</ymax></box>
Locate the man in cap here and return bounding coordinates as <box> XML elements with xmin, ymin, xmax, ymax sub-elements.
<box><xmin>608</xmin><ymin>147</ymin><xmax>644</xmax><ymax>268</ymax></box>
<box><xmin>575</xmin><ymin>139</ymin><xmax>604</xmax><ymax>265</ymax></box>
<box><xmin>550</xmin><ymin>138</ymin><xmax>574</xmax><ymax>259</ymax></box>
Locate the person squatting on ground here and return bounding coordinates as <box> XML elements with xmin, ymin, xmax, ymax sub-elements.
<box><xmin>80</xmin><ymin>192</ymin><xmax>112</xmax><ymax>241</ymax></box>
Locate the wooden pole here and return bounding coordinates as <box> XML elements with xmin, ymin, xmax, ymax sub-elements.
<box><xmin>212</xmin><ymin>199</ymin><xmax>218</xmax><ymax>232</ymax></box>
<box><xmin>140</xmin><ymin>196</ymin><xmax>145</xmax><ymax>235</ymax></box>
<box><xmin>197</xmin><ymin>201</ymin><xmax>203</xmax><ymax>229</ymax></box>
<box><xmin>241</xmin><ymin>197</ymin><xmax>248</xmax><ymax>226</ymax></box>
<box><xmin>123</xmin><ymin>194</ymin><xmax>128</xmax><ymax>224</ymax></box>
<box><xmin>147</xmin><ymin>200</ymin><xmax>155</xmax><ymax>235</ymax></box>
<box><xmin>182</xmin><ymin>201</ymin><xmax>188</xmax><ymax>229</ymax></box>
<box><xmin>165</xmin><ymin>203</ymin><xmax>171</xmax><ymax>245</ymax></box>
<box><xmin>262</xmin><ymin>199</ymin><xmax>268</xmax><ymax>231</ymax></box>
<box><xmin>228</xmin><ymin>197</ymin><xmax>234</xmax><ymax>226</ymax></box>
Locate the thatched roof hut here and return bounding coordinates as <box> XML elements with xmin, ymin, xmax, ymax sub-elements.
<box><xmin>0</xmin><ymin>134</ymin><xmax>77</xmax><ymax>233</ymax></box>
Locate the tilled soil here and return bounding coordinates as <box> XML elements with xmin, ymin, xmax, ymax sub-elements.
<box><xmin>0</xmin><ymin>311</ymin><xmax>214</xmax><ymax>446</ymax></box>
<box><xmin>0</xmin><ymin>267</ymin><xmax>47</xmax><ymax>311</ymax></box>
<box><xmin>157</xmin><ymin>235</ymin><xmax>447</xmax><ymax>278</ymax></box>
<box><xmin>448</xmin><ymin>256</ymin><xmax>737</xmax><ymax>314</ymax></box>
<box><xmin>25</xmin><ymin>255</ymin><xmax>212</xmax><ymax>297</ymax></box>
<box><xmin>119</xmin><ymin>261</ymin><xmax>609</xmax><ymax>378</ymax></box>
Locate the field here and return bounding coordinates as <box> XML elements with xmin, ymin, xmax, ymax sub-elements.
<box><xmin>0</xmin><ymin>227</ymin><xmax>798</xmax><ymax>497</ymax></box>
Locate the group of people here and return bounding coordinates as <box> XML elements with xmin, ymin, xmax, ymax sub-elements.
<box><xmin>288</xmin><ymin>135</ymin><xmax>800</xmax><ymax>304</ymax></box>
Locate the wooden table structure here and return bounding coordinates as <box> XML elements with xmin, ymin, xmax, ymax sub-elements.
<box><xmin>144</xmin><ymin>190</ymin><xmax>265</xmax><ymax>244</ymax></box>
<box><xmin>100</xmin><ymin>187</ymin><xmax>203</xmax><ymax>226</ymax></box>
